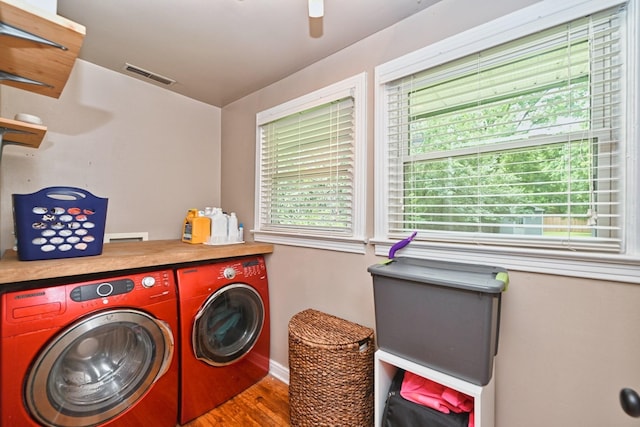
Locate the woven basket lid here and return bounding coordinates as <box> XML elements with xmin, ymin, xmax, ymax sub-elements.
<box><xmin>289</xmin><ymin>308</ymin><xmax>373</xmax><ymax>346</ymax></box>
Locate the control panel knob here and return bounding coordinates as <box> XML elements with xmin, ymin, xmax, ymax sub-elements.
<box><xmin>141</xmin><ymin>276</ymin><xmax>156</xmax><ymax>288</ymax></box>
<box><xmin>96</xmin><ymin>283</ymin><xmax>113</xmax><ymax>297</ymax></box>
<box><xmin>223</xmin><ymin>267</ymin><xmax>236</xmax><ymax>280</ymax></box>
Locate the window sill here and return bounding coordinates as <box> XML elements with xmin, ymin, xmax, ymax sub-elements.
<box><xmin>254</xmin><ymin>231</ymin><xmax>367</xmax><ymax>254</ymax></box>
<box><xmin>371</xmin><ymin>239</ymin><xmax>640</xmax><ymax>284</ymax></box>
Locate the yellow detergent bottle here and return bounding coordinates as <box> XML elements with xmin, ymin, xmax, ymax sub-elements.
<box><xmin>182</xmin><ymin>209</ymin><xmax>211</xmax><ymax>244</ymax></box>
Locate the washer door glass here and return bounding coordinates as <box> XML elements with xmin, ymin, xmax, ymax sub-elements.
<box><xmin>193</xmin><ymin>283</ymin><xmax>264</xmax><ymax>366</ymax></box>
<box><xmin>25</xmin><ymin>309</ymin><xmax>174</xmax><ymax>427</ymax></box>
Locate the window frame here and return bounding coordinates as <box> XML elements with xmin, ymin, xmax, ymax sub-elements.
<box><xmin>373</xmin><ymin>0</ymin><xmax>640</xmax><ymax>283</ymax></box>
<box><xmin>254</xmin><ymin>73</ymin><xmax>367</xmax><ymax>254</ymax></box>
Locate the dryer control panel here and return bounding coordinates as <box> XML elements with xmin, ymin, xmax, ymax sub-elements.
<box><xmin>69</xmin><ymin>270</ymin><xmax>173</xmax><ymax>302</ymax></box>
<box><xmin>175</xmin><ymin>256</ymin><xmax>268</xmax><ymax>307</ymax></box>
<box><xmin>209</xmin><ymin>257</ymin><xmax>266</xmax><ymax>281</ymax></box>
<box><xmin>1</xmin><ymin>270</ymin><xmax>176</xmax><ymax>335</ymax></box>
<box><xmin>241</xmin><ymin>258</ymin><xmax>265</xmax><ymax>277</ymax></box>
<box><xmin>70</xmin><ymin>279</ymin><xmax>135</xmax><ymax>302</ymax></box>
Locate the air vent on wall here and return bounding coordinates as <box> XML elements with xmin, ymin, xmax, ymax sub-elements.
<box><xmin>123</xmin><ymin>63</ymin><xmax>176</xmax><ymax>86</ymax></box>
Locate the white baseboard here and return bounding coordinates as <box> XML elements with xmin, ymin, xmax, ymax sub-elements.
<box><xmin>269</xmin><ymin>359</ymin><xmax>290</xmax><ymax>385</ymax></box>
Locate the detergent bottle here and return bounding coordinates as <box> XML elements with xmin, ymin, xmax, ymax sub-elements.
<box><xmin>182</xmin><ymin>209</ymin><xmax>211</xmax><ymax>244</ymax></box>
<box><xmin>210</xmin><ymin>208</ymin><xmax>228</xmax><ymax>244</ymax></box>
<box><xmin>227</xmin><ymin>212</ymin><xmax>239</xmax><ymax>243</ymax></box>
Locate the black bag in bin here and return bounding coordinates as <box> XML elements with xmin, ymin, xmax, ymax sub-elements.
<box><xmin>382</xmin><ymin>369</ymin><xmax>469</xmax><ymax>427</ymax></box>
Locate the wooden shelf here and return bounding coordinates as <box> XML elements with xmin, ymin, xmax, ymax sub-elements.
<box><xmin>0</xmin><ymin>116</ymin><xmax>46</xmax><ymax>148</ymax></box>
<box><xmin>0</xmin><ymin>0</ymin><xmax>85</xmax><ymax>98</ymax></box>
<box><xmin>0</xmin><ymin>240</ymin><xmax>275</xmax><ymax>286</ymax></box>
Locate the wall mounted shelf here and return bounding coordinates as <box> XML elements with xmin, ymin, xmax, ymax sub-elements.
<box><xmin>0</xmin><ymin>117</ymin><xmax>46</xmax><ymax>162</ymax></box>
<box><xmin>0</xmin><ymin>0</ymin><xmax>85</xmax><ymax>98</ymax></box>
<box><xmin>0</xmin><ymin>0</ymin><xmax>83</xmax><ymax>162</ymax></box>
<box><xmin>0</xmin><ymin>117</ymin><xmax>46</xmax><ymax>148</ymax></box>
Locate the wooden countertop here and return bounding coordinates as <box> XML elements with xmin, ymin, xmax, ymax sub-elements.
<box><xmin>0</xmin><ymin>240</ymin><xmax>274</xmax><ymax>285</ymax></box>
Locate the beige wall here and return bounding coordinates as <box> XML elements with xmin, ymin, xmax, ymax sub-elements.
<box><xmin>0</xmin><ymin>60</ymin><xmax>221</xmax><ymax>251</ymax></box>
<box><xmin>221</xmin><ymin>0</ymin><xmax>640</xmax><ymax>425</ymax></box>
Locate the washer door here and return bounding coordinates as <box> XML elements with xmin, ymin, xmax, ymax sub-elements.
<box><xmin>25</xmin><ymin>309</ymin><xmax>174</xmax><ymax>427</ymax></box>
<box><xmin>193</xmin><ymin>283</ymin><xmax>264</xmax><ymax>366</ymax></box>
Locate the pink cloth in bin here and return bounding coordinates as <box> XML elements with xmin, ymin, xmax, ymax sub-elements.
<box><xmin>400</xmin><ymin>371</ymin><xmax>475</xmax><ymax>427</ymax></box>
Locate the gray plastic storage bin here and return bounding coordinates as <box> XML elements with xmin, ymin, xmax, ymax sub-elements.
<box><xmin>368</xmin><ymin>257</ymin><xmax>508</xmax><ymax>386</ymax></box>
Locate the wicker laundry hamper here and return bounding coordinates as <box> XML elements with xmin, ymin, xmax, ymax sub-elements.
<box><xmin>288</xmin><ymin>309</ymin><xmax>375</xmax><ymax>427</ymax></box>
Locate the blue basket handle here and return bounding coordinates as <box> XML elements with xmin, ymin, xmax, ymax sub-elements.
<box><xmin>41</xmin><ymin>187</ymin><xmax>94</xmax><ymax>201</ymax></box>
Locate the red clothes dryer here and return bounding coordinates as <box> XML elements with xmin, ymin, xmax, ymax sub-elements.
<box><xmin>176</xmin><ymin>255</ymin><xmax>270</xmax><ymax>425</ymax></box>
<box><xmin>0</xmin><ymin>270</ymin><xmax>179</xmax><ymax>427</ymax></box>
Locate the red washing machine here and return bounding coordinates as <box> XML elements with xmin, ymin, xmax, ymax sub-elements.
<box><xmin>0</xmin><ymin>270</ymin><xmax>179</xmax><ymax>427</ymax></box>
<box><xmin>175</xmin><ymin>255</ymin><xmax>270</xmax><ymax>425</ymax></box>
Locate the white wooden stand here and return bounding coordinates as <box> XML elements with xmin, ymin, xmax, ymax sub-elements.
<box><xmin>374</xmin><ymin>350</ymin><xmax>495</xmax><ymax>427</ymax></box>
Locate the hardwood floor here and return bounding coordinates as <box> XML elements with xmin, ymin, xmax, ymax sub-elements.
<box><xmin>181</xmin><ymin>375</ymin><xmax>290</xmax><ymax>426</ymax></box>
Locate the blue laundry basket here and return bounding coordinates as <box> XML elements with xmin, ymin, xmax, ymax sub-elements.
<box><xmin>12</xmin><ymin>186</ymin><xmax>108</xmax><ymax>261</ymax></box>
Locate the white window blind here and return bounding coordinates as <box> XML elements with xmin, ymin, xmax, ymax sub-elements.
<box><xmin>383</xmin><ymin>5</ymin><xmax>625</xmax><ymax>253</ymax></box>
<box><xmin>258</xmin><ymin>97</ymin><xmax>355</xmax><ymax>236</ymax></box>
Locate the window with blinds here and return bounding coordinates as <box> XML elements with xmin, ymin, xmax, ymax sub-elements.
<box><xmin>255</xmin><ymin>73</ymin><xmax>366</xmax><ymax>253</ymax></box>
<box><xmin>380</xmin><ymin>4</ymin><xmax>626</xmax><ymax>253</ymax></box>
